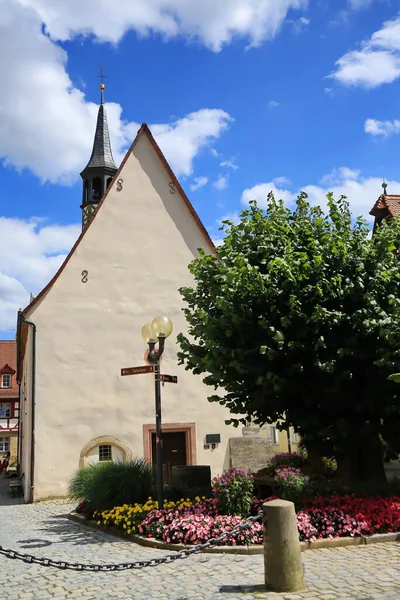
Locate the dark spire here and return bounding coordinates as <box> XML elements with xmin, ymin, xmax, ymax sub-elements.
<box><xmin>83</xmin><ymin>76</ymin><xmax>116</xmax><ymax>171</ymax></box>
<box><xmin>80</xmin><ymin>69</ymin><xmax>118</xmax><ymax>229</ymax></box>
<box><xmin>382</xmin><ymin>180</ymin><xmax>388</xmax><ymax>195</ymax></box>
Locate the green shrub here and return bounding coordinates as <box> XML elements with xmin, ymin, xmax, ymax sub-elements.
<box><xmin>68</xmin><ymin>459</ymin><xmax>154</xmax><ymax>512</ymax></box>
<box><xmin>257</xmin><ymin>452</ymin><xmax>307</xmax><ymax>477</ymax></box>
<box><xmin>274</xmin><ymin>467</ymin><xmax>307</xmax><ymax>505</ymax></box>
<box><xmin>212</xmin><ymin>468</ymin><xmax>254</xmax><ymax>518</ymax></box>
<box><xmin>68</xmin><ymin>463</ymin><xmax>100</xmax><ymax>503</ymax></box>
<box><xmin>321</xmin><ymin>456</ymin><xmax>337</xmax><ymax>476</ymax></box>
<box><xmin>304</xmin><ymin>476</ymin><xmax>400</xmax><ymax>499</ymax></box>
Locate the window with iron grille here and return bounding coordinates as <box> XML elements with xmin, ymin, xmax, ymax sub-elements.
<box><xmin>0</xmin><ymin>403</ymin><xmax>11</xmax><ymax>418</ymax></box>
<box><xmin>0</xmin><ymin>437</ymin><xmax>9</xmax><ymax>452</ymax></box>
<box><xmin>99</xmin><ymin>444</ymin><xmax>112</xmax><ymax>462</ymax></box>
<box><xmin>1</xmin><ymin>374</ymin><xmax>11</xmax><ymax>388</ymax></box>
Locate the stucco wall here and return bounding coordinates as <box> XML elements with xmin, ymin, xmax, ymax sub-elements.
<box><xmin>24</xmin><ymin>132</ymin><xmax>240</xmax><ymax>500</ymax></box>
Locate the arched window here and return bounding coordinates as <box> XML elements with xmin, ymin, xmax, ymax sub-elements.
<box><xmin>106</xmin><ymin>177</ymin><xmax>113</xmax><ymax>189</ymax></box>
<box><xmin>92</xmin><ymin>177</ymin><xmax>103</xmax><ymax>201</ymax></box>
<box><xmin>79</xmin><ymin>436</ymin><xmax>132</xmax><ymax>468</ymax></box>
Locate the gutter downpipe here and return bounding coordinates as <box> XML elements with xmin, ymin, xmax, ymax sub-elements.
<box><xmin>19</xmin><ymin>314</ymin><xmax>37</xmax><ymax>504</ymax></box>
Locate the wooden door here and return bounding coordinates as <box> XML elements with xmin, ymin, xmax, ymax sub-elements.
<box><xmin>151</xmin><ymin>431</ymin><xmax>187</xmax><ymax>483</ymax></box>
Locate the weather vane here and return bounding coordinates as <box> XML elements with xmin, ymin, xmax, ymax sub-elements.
<box><xmin>98</xmin><ymin>65</ymin><xmax>107</xmax><ymax>102</ymax></box>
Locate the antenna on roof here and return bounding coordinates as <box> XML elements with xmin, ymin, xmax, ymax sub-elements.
<box><xmin>382</xmin><ymin>180</ymin><xmax>388</xmax><ymax>195</ymax></box>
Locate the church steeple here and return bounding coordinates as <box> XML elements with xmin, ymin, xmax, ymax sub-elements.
<box><xmin>80</xmin><ymin>69</ymin><xmax>117</xmax><ymax>229</ymax></box>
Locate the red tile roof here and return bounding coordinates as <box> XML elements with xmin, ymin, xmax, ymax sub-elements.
<box><xmin>370</xmin><ymin>194</ymin><xmax>400</xmax><ymax>218</ymax></box>
<box><xmin>0</xmin><ymin>340</ymin><xmax>18</xmax><ymax>398</ymax></box>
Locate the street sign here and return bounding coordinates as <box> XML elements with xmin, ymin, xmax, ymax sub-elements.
<box><xmin>160</xmin><ymin>374</ymin><xmax>178</xmax><ymax>384</ymax></box>
<box><xmin>121</xmin><ymin>365</ymin><xmax>154</xmax><ymax>376</ymax></box>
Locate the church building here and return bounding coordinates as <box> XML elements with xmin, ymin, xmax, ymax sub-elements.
<box><xmin>16</xmin><ymin>84</ymin><xmax>274</xmax><ymax>502</ymax></box>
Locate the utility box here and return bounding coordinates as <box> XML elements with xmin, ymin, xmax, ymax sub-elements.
<box><xmin>171</xmin><ymin>465</ymin><xmax>212</xmax><ymax>497</ymax></box>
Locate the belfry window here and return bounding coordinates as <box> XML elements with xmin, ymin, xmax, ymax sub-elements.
<box><xmin>92</xmin><ymin>177</ymin><xmax>102</xmax><ymax>201</ymax></box>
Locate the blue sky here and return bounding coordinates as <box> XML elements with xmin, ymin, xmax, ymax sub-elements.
<box><xmin>1</xmin><ymin>0</ymin><xmax>400</xmax><ymax>337</ymax></box>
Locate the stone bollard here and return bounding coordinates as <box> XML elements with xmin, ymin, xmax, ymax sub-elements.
<box><xmin>263</xmin><ymin>499</ymin><xmax>305</xmax><ymax>593</ymax></box>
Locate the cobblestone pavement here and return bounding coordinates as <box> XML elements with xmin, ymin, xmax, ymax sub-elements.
<box><xmin>1</xmin><ymin>485</ymin><xmax>400</xmax><ymax>599</ymax></box>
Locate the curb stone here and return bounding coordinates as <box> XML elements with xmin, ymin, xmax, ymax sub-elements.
<box><xmin>68</xmin><ymin>511</ymin><xmax>400</xmax><ymax>554</ymax></box>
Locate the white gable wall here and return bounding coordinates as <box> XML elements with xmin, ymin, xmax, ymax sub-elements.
<box><xmin>24</xmin><ymin>132</ymin><xmax>238</xmax><ymax>500</ymax></box>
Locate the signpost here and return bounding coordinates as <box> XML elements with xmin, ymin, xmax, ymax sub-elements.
<box><xmin>120</xmin><ymin>361</ymin><xmax>178</xmax><ymax>509</ymax></box>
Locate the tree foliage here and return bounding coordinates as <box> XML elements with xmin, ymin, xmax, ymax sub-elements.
<box><xmin>178</xmin><ymin>194</ymin><xmax>400</xmax><ymax>481</ymax></box>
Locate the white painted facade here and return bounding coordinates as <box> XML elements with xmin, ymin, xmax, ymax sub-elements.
<box><xmin>18</xmin><ymin>126</ymin><xmax>241</xmax><ymax>501</ymax></box>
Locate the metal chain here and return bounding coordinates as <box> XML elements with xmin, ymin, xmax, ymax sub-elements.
<box><xmin>0</xmin><ymin>511</ymin><xmax>263</xmax><ymax>571</ymax></box>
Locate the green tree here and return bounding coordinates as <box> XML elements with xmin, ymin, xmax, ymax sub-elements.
<box><xmin>178</xmin><ymin>194</ymin><xmax>400</xmax><ymax>483</ymax></box>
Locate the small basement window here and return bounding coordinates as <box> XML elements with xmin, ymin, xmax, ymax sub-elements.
<box><xmin>99</xmin><ymin>444</ymin><xmax>112</xmax><ymax>462</ymax></box>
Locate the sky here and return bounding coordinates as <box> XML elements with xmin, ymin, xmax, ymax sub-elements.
<box><xmin>1</xmin><ymin>0</ymin><xmax>400</xmax><ymax>337</ymax></box>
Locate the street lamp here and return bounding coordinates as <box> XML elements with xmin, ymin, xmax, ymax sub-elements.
<box><xmin>141</xmin><ymin>315</ymin><xmax>173</xmax><ymax>509</ymax></box>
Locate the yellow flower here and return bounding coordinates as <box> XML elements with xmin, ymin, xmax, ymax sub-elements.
<box><xmin>97</xmin><ymin>521</ymin><xmax>101</xmax><ymax>525</ymax></box>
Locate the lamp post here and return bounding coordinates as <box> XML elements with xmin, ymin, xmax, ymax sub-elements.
<box><xmin>141</xmin><ymin>315</ymin><xmax>173</xmax><ymax>510</ymax></box>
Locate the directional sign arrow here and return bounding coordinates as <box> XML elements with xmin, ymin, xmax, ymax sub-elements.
<box><xmin>160</xmin><ymin>374</ymin><xmax>178</xmax><ymax>384</ymax></box>
<box><xmin>121</xmin><ymin>365</ymin><xmax>155</xmax><ymax>376</ymax></box>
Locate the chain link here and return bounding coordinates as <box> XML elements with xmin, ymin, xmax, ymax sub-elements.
<box><xmin>0</xmin><ymin>511</ymin><xmax>263</xmax><ymax>572</ymax></box>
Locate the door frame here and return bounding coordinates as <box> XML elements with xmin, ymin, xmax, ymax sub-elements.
<box><xmin>143</xmin><ymin>422</ymin><xmax>197</xmax><ymax>466</ymax></box>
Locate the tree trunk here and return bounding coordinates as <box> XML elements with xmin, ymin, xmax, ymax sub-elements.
<box><xmin>359</xmin><ymin>432</ymin><xmax>387</xmax><ymax>482</ymax></box>
<box><xmin>307</xmin><ymin>444</ymin><xmax>324</xmax><ymax>476</ymax></box>
<box><xmin>336</xmin><ymin>431</ymin><xmax>386</xmax><ymax>484</ymax></box>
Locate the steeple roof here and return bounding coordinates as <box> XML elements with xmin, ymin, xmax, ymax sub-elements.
<box><xmin>82</xmin><ymin>87</ymin><xmax>117</xmax><ymax>172</ymax></box>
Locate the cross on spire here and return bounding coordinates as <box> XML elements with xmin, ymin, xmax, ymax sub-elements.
<box><xmin>98</xmin><ymin>65</ymin><xmax>107</xmax><ymax>103</ymax></box>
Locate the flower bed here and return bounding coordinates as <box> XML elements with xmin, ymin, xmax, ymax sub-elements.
<box><xmin>92</xmin><ymin>493</ymin><xmax>400</xmax><ymax>545</ymax></box>
<box><xmin>94</xmin><ymin>497</ymin><xmax>203</xmax><ymax>535</ymax></box>
<box><xmin>89</xmin><ymin>466</ymin><xmax>400</xmax><ymax>546</ymax></box>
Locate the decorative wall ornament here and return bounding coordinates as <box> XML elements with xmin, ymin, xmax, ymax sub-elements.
<box><xmin>169</xmin><ymin>182</ymin><xmax>176</xmax><ymax>194</ymax></box>
<box><xmin>81</xmin><ymin>270</ymin><xmax>88</xmax><ymax>283</ymax></box>
<box><xmin>116</xmin><ymin>178</ymin><xmax>123</xmax><ymax>191</ymax></box>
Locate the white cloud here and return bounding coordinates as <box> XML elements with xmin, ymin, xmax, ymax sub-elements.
<box><xmin>330</xmin><ymin>16</ymin><xmax>400</xmax><ymax>87</ymax></box>
<box><xmin>320</xmin><ymin>167</ymin><xmax>360</xmax><ymax>185</ymax></box>
<box><xmin>242</xmin><ymin>181</ymin><xmax>296</xmax><ymax>206</ymax></box>
<box><xmin>273</xmin><ymin>176</ymin><xmax>291</xmax><ymax>185</ymax></box>
<box><xmin>150</xmin><ymin>110</ymin><xmax>233</xmax><ymax>177</ymax></box>
<box><xmin>241</xmin><ymin>167</ymin><xmax>400</xmax><ymax>222</ymax></box>
<box><xmin>0</xmin><ymin>1</ymin><xmax>233</xmax><ymax>184</ymax></box>
<box><xmin>211</xmin><ymin>238</ymin><xmax>224</xmax><ymax>246</ymax></box>
<box><xmin>290</xmin><ymin>16</ymin><xmax>310</xmax><ymax>34</ymax></box>
<box><xmin>190</xmin><ymin>176</ymin><xmax>208</xmax><ymax>191</ymax></box>
<box><xmin>213</xmin><ymin>175</ymin><xmax>229</xmax><ymax>190</ymax></box>
<box><xmin>365</xmin><ymin>118</ymin><xmax>400</xmax><ymax>137</ymax></box>
<box><xmin>268</xmin><ymin>100</ymin><xmax>280</xmax><ymax>108</ymax></box>
<box><xmin>220</xmin><ymin>159</ymin><xmax>239</xmax><ymax>170</ymax></box>
<box><xmin>0</xmin><ymin>217</ymin><xmax>80</xmax><ymax>331</ymax></box>
<box><xmin>18</xmin><ymin>0</ymin><xmax>308</xmax><ymax>51</ymax></box>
